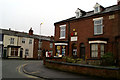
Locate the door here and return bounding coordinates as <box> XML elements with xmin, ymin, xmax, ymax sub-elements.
<box><xmin>20</xmin><ymin>48</ymin><xmax>23</xmax><ymax>58</ymax></box>
<box><xmin>72</xmin><ymin>43</ymin><xmax>77</xmax><ymax>58</ymax></box>
<box><xmin>80</xmin><ymin>43</ymin><xmax>85</xmax><ymax>60</ymax></box>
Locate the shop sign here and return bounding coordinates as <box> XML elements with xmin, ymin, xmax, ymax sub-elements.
<box><xmin>71</xmin><ymin>37</ymin><xmax>77</xmax><ymax>41</ymax></box>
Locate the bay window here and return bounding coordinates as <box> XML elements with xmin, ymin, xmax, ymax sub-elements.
<box><xmin>91</xmin><ymin>44</ymin><xmax>105</xmax><ymax>58</ymax></box>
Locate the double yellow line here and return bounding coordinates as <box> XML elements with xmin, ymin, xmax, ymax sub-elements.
<box><xmin>16</xmin><ymin>63</ymin><xmax>39</xmax><ymax>79</ymax></box>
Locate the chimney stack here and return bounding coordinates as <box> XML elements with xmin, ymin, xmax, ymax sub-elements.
<box><xmin>29</xmin><ymin>27</ymin><xmax>33</xmax><ymax>35</ymax></box>
<box><xmin>118</xmin><ymin>0</ymin><xmax>120</xmax><ymax>5</ymax></box>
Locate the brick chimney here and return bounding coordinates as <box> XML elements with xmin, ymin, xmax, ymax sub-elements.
<box><xmin>118</xmin><ymin>0</ymin><xmax>120</xmax><ymax>5</ymax></box>
<box><xmin>29</xmin><ymin>28</ymin><xmax>33</xmax><ymax>35</ymax></box>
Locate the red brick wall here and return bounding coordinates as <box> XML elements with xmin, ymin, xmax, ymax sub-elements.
<box><xmin>45</xmin><ymin>60</ymin><xmax>120</xmax><ymax>79</ymax></box>
<box><xmin>69</xmin><ymin>12</ymin><xmax>119</xmax><ymax>59</ymax></box>
<box><xmin>41</xmin><ymin>40</ymin><xmax>53</xmax><ymax>57</ymax></box>
<box><xmin>54</xmin><ymin>11</ymin><xmax>120</xmax><ymax>61</ymax></box>
<box><xmin>33</xmin><ymin>39</ymin><xmax>39</xmax><ymax>59</ymax></box>
<box><xmin>54</xmin><ymin>23</ymin><xmax>69</xmax><ymax>41</ymax></box>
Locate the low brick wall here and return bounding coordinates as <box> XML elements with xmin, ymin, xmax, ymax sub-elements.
<box><xmin>44</xmin><ymin>60</ymin><xmax>120</xmax><ymax>79</ymax></box>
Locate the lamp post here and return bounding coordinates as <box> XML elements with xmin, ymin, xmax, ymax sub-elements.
<box><xmin>38</xmin><ymin>23</ymin><xmax>43</xmax><ymax>60</ymax></box>
<box><xmin>40</xmin><ymin>23</ymin><xmax>43</xmax><ymax>35</ymax></box>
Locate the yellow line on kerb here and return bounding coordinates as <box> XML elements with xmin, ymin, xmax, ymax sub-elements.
<box><xmin>17</xmin><ymin>63</ymin><xmax>38</xmax><ymax>78</ymax></box>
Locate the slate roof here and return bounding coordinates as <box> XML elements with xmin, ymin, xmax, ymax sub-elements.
<box><xmin>54</xmin><ymin>5</ymin><xmax>120</xmax><ymax>24</ymax></box>
<box><xmin>0</xmin><ymin>28</ymin><xmax>53</xmax><ymax>41</ymax></box>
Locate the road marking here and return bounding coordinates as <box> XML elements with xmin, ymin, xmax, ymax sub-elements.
<box><xmin>31</xmin><ymin>71</ymin><xmax>40</xmax><ymax>74</ymax></box>
<box><xmin>17</xmin><ymin>63</ymin><xmax>39</xmax><ymax>79</ymax></box>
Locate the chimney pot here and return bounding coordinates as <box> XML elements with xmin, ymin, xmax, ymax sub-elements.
<box><xmin>29</xmin><ymin>27</ymin><xmax>33</xmax><ymax>35</ymax></box>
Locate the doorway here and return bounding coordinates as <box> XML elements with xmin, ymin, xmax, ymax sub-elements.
<box><xmin>80</xmin><ymin>43</ymin><xmax>85</xmax><ymax>60</ymax></box>
<box><xmin>72</xmin><ymin>43</ymin><xmax>77</xmax><ymax>58</ymax></box>
<box><xmin>20</xmin><ymin>48</ymin><xmax>23</xmax><ymax>58</ymax></box>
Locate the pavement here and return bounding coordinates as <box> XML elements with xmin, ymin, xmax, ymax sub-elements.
<box><xmin>22</xmin><ymin>60</ymin><xmax>105</xmax><ymax>80</ymax></box>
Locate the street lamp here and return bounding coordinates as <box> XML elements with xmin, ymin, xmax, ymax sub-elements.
<box><xmin>40</xmin><ymin>23</ymin><xmax>43</xmax><ymax>35</ymax></box>
<box><xmin>38</xmin><ymin>23</ymin><xmax>43</xmax><ymax>59</ymax></box>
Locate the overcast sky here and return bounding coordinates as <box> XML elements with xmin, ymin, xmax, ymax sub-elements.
<box><xmin>0</xmin><ymin>0</ymin><xmax>117</xmax><ymax>36</ymax></box>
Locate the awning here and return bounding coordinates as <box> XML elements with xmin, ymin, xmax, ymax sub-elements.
<box><xmin>55</xmin><ymin>43</ymin><xmax>68</xmax><ymax>45</ymax></box>
<box><xmin>89</xmin><ymin>41</ymin><xmax>107</xmax><ymax>44</ymax></box>
<box><xmin>7</xmin><ymin>45</ymin><xmax>21</xmax><ymax>48</ymax></box>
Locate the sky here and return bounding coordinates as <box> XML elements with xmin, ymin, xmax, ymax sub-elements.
<box><xmin>0</xmin><ymin>0</ymin><xmax>117</xmax><ymax>36</ymax></box>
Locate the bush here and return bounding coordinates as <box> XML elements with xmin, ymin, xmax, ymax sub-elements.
<box><xmin>101</xmin><ymin>52</ymin><xmax>114</xmax><ymax>66</ymax></box>
<box><xmin>62</xmin><ymin>56</ymin><xmax>84</xmax><ymax>64</ymax></box>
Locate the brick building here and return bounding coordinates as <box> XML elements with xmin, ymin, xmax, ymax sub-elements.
<box><xmin>1</xmin><ymin>28</ymin><xmax>54</xmax><ymax>59</ymax></box>
<box><xmin>54</xmin><ymin>1</ymin><xmax>120</xmax><ymax>65</ymax></box>
<box><xmin>28</xmin><ymin>28</ymin><xmax>54</xmax><ymax>59</ymax></box>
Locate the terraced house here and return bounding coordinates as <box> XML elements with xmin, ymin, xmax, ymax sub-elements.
<box><xmin>1</xmin><ymin>28</ymin><xmax>54</xmax><ymax>59</ymax></box>
<box><xmin>53</xmin><ymin>0</ymin><xmax>120</xmax><ymax>65</ymax></box>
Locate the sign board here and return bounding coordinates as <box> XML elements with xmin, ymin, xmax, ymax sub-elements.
<box><xmin>71</xmin><ymin>37</ymin><xmax>77</xmax><ymax>41</ymax></box>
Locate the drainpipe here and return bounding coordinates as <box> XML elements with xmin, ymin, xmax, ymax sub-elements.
<box><xmin>68</xmin><ymin>21</ymin><xmax>70</xmax><ymax>56</ymax></box>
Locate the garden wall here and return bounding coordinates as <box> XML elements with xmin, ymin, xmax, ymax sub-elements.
<box><xmin>44</xmin><ymin>59</ymin><xmax>120</xmax><ymax>79</ymax></box>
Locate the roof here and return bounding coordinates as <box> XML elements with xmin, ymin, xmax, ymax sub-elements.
<box><xmin>0</xmin><ymin>28</ymin><xmax>54</xmax><ymax>41</ymax></box>
<box><xmin>54</xmin><ymin>5</ymin><xmax>120</xmax><ymax>24</ymax></box>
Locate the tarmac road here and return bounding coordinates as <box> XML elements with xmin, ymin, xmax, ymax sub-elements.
<box><xmin>2</xmin><ymin>59</ymin><xmax>42</xmax><ymax>80</ymax></box>
<box><xmin>2</xmin><ymin>59</ymin><xmax>107</xmax><ymax>80</ymax></box>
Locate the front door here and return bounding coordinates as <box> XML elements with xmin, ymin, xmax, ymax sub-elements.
<box><xmin>80</xmin><ymin>43</ymin><xmax>85</xmax><ymax>60</ymax></box>
<box><xmin>20</xmin><ymin>48</ymin><xmax>23</xmax><ymax>58</ymax></box>
<box><xmin>72</xmin><ymin>43</ymin><xmax>77</xmax><ymax>58</ymax></box>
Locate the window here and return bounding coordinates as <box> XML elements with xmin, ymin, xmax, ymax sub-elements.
<box><xmin>100</xmin><ymin>44</ymin><xmax>104</xmax><ymax>57</ymax></box>
<box><xmin>93</xmin><ymin>17</ymin><xmax>103</xmax><ymax>35</ymax></box>
<box><xmin>38</xmin><ymin>41</ymin><xmax>42</xmax><ymax>49</ymax></box>
<box><xmin>76</xmin><ymin>12</ymin><xmax>79</xmax><ymax>18</ymax></box>
<box><xmin>29</xmin><ymin>39</ymin><xmax>32</xmax><ymax>44</ymax></box>
<box><xmin>94</xmin><ymin>7</ymin><xmax>100</xmax><ymax>13</ymax></box>
<box><xmin>91</xmin><ymin>44</ymin><xmax>98</xmax><ymax>58</ymax></box>
<box><xmin>22</xmin><ymin>38</ymin><xmax>25</xmax><ymax>43</ymax></box>
<box><xmin>94</xmin><ymin>3</ymin><xmax>101</xmax><ymax>13</ymax></box>
<box><xmin>50</xmin><ymin>43</ymin><xmax>53</xmax><ymax>48</ymax></box>
<box><xmin>11</xmin><ymin>48</ymin><xmax>18</xmax><ymax>56</ymax></box>
<box><xmin>91</xmin><ymin>44</ymin><xmax>105</xmax><ymax>58</ymax></box>
<box><xmin>10</xmin><ymin>38</ymin><xmax>14</xmax><ymax>44</ymax></box>
<box><xmin>60</xmin><ymin>25</ymin><xmax>66</xmax><ymax>39</ymax></box>
<box><xmin>75</xmin><ymin>8</ymin><xmax>83</xmax><ymax>18</ymax></box>
<box><xmin>25</xmin><ymin>49</ymin><xmax>29</xmax><ymax>56</ymax></box>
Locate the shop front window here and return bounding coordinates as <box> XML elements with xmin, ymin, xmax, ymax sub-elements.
<box><xmin>55</xmin><ymin>45</ymin><xmax>66</xmax><ymax>57</ymax></box>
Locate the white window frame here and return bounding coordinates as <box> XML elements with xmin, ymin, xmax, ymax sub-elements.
<box><xmin>94</xmin><ymin>3</ymin><xmax>101</xmax><ymax>13</ymax></box>
<box><xmin>38</xmin><ymin>41</ymin><xmax>42</xmax><ymax>49</ymax></box>
<box><xmin>90</xmin><ymin>41</ymin><xmax>106</xmax><ymax>58</ymax></box>
<box><xmin>91</xmin><ymin>44</ymin><xmax>98</xmax><ymax>58</ymax></box>
<box><xmin>50</xmin><ymin>43</ymin><xmax>53</xmax><ymax>48</ymax></box>
<box><xmin>100</xmin><ymin>44</ymin><xmax>105</xmax><ymax>57</ymax></box>
<box><xmin>25</xmin><ymin>49</ymin><xmax>29</xmax><ymax>56</ymax></box>
<box><xmin>22</xmin><ymin>38</ymin><xmax>25</xmax><ymax>43</ymax></box>
<box><xmin>94</xmin><ymin>6</ymin><xmax>100</xmax><ymax>13</ymax></box>
<box><xmin>59</xmin><ymin>24</ymin><xmax>66</xmax><ymax>39</ymax></box>
<box><xmin>29</xmin><ymin>39</ymin><xmax>32</xmax><ymax>44</ymax></box>
<box><xmin>93</xmin><ymin>17</ymin><xmax>103</xmax><ymax>35</ymax></box>
<box><xmin>10</xmin><ymin>38</ymin><xmax>14</xmax><ymax>44</ymax></box>
<box><xmin>75</xmin><ymin>8</ymin><xmax>82</xmax><ymax>18</ymax></box>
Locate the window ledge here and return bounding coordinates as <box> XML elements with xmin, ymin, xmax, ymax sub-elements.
<box><xmin>94</xmin><ymin>33</ymin><xmax>103</xmax><ymax>36</ymax></box>
<box><xmin>59</xmin><ymin>37</ymin><xmax>65</xmax><ymax>39</ymax></box>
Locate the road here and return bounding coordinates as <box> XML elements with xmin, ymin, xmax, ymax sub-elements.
<box><xmin>2</xmin><ymin>59</ymin><xmax>105</xmax><ymax>80</ymax></box>
<box><xmin>2</xmin><ymin>59</ymin><xmax>41</xmax><ymax>80</ymax></box>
